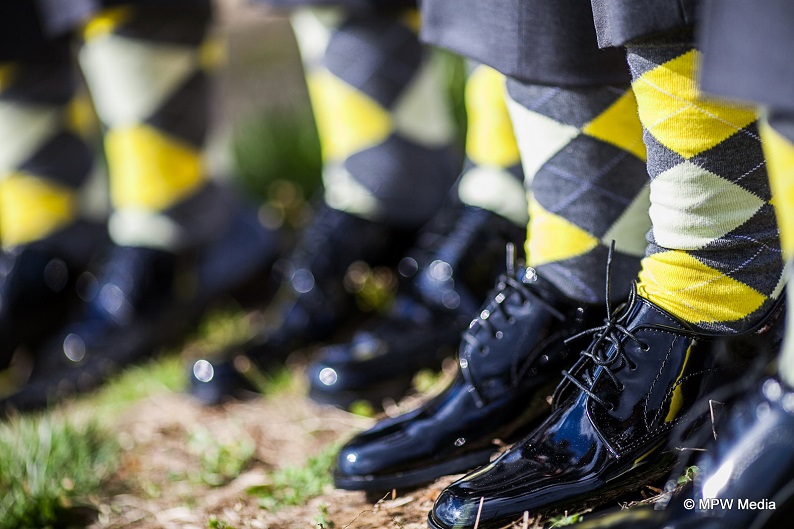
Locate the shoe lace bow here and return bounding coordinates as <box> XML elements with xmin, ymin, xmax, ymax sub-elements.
<box><xmin>557</xmin><ymin>242</ymin><xmax>645</xmax><ymax>411</ymax></box>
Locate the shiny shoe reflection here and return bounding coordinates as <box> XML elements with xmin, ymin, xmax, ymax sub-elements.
<box><xmin>308</xmin><ymin>206</ymin><xmax>525</xmax><ymax>408</ymax></box>
<box><xmin>333</xmin><ymin>257</ymin><xmax>603</xmax><ymax>492</ymax></box>
<box><xmin>0</xmin><ymin>198</ymin><xmax>280</xmax><ymax>414</ymax></box>
<box><xmin>570</xmin><ymin>376</ymin><xmax>794</xmax><ymax>529</ymax></box>
<box><xmin>0</xmin><ymin>221</ymin><xmax>105</xmax><ymax>371</ymax></box>
<box><xmin>428</xmin><ymin>287</ymin><xmax>784</xmax><ymax>529</ymax></box>
<box><xmin>190</xmin><ymin>204</ymin><xmax>416</xmax><ymax>405</ymax></box>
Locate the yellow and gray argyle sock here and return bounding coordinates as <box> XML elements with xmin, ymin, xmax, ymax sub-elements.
<box><xmin>505</xmin><ymin>80</ymin><xmax>650</xmax><ymax>304</ymax></box>
<box><xmin>291</xmin><ymin>7</ymin><xmax>458</xmax><ymax>229</ymax></box>
<box><xmin>628</xmin><ymin>39</ymin><xmax>784</xmax><ymax>333</ymax></box>
<box><xmin>0</xmin><ymin>54</ymin><xmax>94</xmax><ymax>249</ymax></box>
<box><xmin>760</xmin><ymin>112</ymin><xmax>794</xmax><ymax>387</ymax></box>
<box><xmin>79</xmin><ymin>4</ymin><xmax>223</xmax><ymax>251</ymax></box>
<box><xmin>456</xmin><ymin>64</ymin><xmax>526</xmax><ymax>227</ymax></box>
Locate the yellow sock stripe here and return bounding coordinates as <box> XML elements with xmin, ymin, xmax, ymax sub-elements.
<box><xmin>0</xmin><ymin>63</ymin><xmax>17</xmax><ymax>92</ymax></box>
<box><xmin>105</xmin><ymin>124</ymin><xmax>205</xmax><ymax>211</ymax></box>
<box><xmin>761</xmin><ymin>120</ymin><xmax>794</xmax><ymax>261</ymax></box>
<box><xmin>65</xmin><ymin>91</ymin><xmax>99</xmax><ymax>139</ymax></box>
<box><xmin>632</xmin><ymin>49</ymin><xmax>757</xmax><ymax>159</ymax></box>
<box><xmin>399</xmin><ymin>9</ymin><xmax>422</xmax><ymax>33</ymax></box>
<box><xmin>199</xmin><ymin>35</ymin><xmax>226</xmax><ymax>72</ymax></box>
<box><xmin>0</xmin><ymin>172</ymin><xmax>76</xmax><ymax>248</ymax></box>
<box><xmin>637</xmin><ymin>250</ymin><xmax>766</xmax><ymax>327</ymax></box>
<box><xmin>664</xmin><ymin>341</ymin><xmax>693</xmax><ymax>423</ymax></box>
<box><xmin>81</xmin><ymin>6</ymin><xmax>134</xmax><ymax>42</ymax></box>
<box><xmin>306</xmin><ymin>69</ymin><xmax>393</xmax><ymax>162</ymax></box>
<box><xmin>465</xmin><ymin>66</ymin><xmax>520</xmax><ymax>168</ymax></box>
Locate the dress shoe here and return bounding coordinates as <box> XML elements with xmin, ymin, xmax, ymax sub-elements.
<box><xmin>0</xmin><ymin>220</ymin><xmax>105</xmax><ymax>371</ymax></box>
<box><xmin>569</xmin><ymin>376</ymin><xmax>794</xmax><ymax>529</ymax></box>
<box><xmin>428</xmin><ymin>287</ymin><xmax>784</xmax><ymax>529</ymax></box>
<box><xmin>189</xmin><ymin>204</ymin><xmax>416</xmax><ymax>405</ymax></box>
<box><xmin>333</xmin><ymin>262</ymin><xmax>603</xmax><ymax>491</ymax></box>
<box><xmin>307</xmin><ymin>205</ymin><xmax>525</xmax><ymax>408</ymax></box>
<box><xmin>0</xmin><ymin>195</ymin><xmax>281</xmax><ymax>413</ymax></box>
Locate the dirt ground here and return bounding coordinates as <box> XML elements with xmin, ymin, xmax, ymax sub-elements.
<box><xmin>85</xmin><ymin>375</ymin><xmax>464</xmax><ymax>529</ymax></box>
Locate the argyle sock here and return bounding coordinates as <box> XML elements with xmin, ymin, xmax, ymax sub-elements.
<box><xmin>291</xmin><ymin>6</ymin><xmax>459</xmax><ymax>229</ymax></box>
<box><xmin>628</xmin><ymin>37</ymin><xmax>784</xmax><ymax>333</ymax></box>
<box><xmin>0</xmin><ymin>50</ymin><xmax>94</xmax><ymax>249</ymax></box>
<box><xmin>505</xmin><ymin>80</ymin><xmax>650</xmax><ymax>304</ymax></box>
<box><xmin>456</xmin><ymin>64</ymin><xmax>526</xmax><ymax>227</ymax></box>
<box><xmin>760</xmin><ymin>111</ymin><xmax>794</xmax><ymax>387</ymax></box>
<box><xmin>79</xmin><ymin>3</ymin><xmax>224</xmax><ymax>251</ymax></box>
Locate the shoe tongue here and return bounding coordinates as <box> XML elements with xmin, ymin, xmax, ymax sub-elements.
<box><xmin>621</xmin><ymin>291</ymin><xmax>694</xmax><ymax>333</ymax></box>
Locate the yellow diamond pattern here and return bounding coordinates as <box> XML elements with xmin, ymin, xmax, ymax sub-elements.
<box><xmin>465</xmin><ymin>66</ymin><xmax>520</xmax><ymax>168</ymax></box>
<box><xmin>0</xmin><ymin>63</ymin><xmax>17</xmax><ymax>92</ymax></box>
<box><xmin>0</xmin><ymin>171</ymin><xmax>76</xmax><ymax>248</ymax></box>
<box><xmin>105</xmin><ymin>124</ymin><xmax>205</xmax><ymax>211</ymax></box>
<box><xmin>632</xmin><ymin>50</ymin><xmax>758</xmax><ymax>158</ymax></box>
<box><xmin>82</xmin><ymin>6</ymin><xmax>133</xmax><ymax>42</ymax></box>
<box><xmin>526</xmin><ymin>198</ymin><xmax>599</xmax><ymax>266</ymax></box>
<box><xmin>762</xmin><ymin>121</ymin><xmax>794</xmax><ymax>260</ymax></box>
<box><xmin>582</xmin><ymin>89</ymin><xmax>647</xmax><ymax>161</ymax></box>
<box><xmin>637</xmin><ymin>250</ymin><xmax>767</xmax><ymax>326</ymax></box>
<box><xmin>307</xmin><ymin>70</ymin><xmax>393</xmax><ymax>162</ymax></box>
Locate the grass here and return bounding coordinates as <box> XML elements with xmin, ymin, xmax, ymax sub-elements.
<box><xmin>0</xmin><ymin>303</ymin><xmax>266</xmax><ymax>528</ymax></box>
<box><xmin>207</xmin><ymin>516</ymin><xmax>236</xmax><ymax>529</ymax></box>
<box><xmin>548</xmin><ymin>512</ymin><xmax>587</xmax><ymax>527</ymax></box>
<box><xmin>186</xmin><ymin>425</ymin><xmax>257</xmax><ymax>487</ymax></box>
<box><xmin>232</xmin><ymin>103</ymin><xmax>322</xmax><ymax>206</ymax></box>
<box><xmin>0</xmin><ymin>414</ymin><xmax>118</xmax><ymax>529</ymax></box>
<box><xmin>246</xmin><ymin>443</ymin><xmax>338</xmax><ymax>511</ymax></box>
<box><xmin>314</xmin><ymin>502</ymin><xmax>335</xmax><ymax>529</ymax></box>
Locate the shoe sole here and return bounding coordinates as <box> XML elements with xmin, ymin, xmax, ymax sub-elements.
<box><xmin>425</xmin><ymin>453</ymin><xmax>677</xmax><ymax>529</ymax></box>
<box><xmin>334</xmin><ymin>447</ymin><xmax>494</xmax><ymax>493</ymax></box>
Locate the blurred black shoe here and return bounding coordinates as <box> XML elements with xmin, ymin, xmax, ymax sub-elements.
<box><xmin>332</xmin><ymin>257</ymin><xmax>603</xmax><ymax>492</ymax></box>
<box><xmin>307</xmin><ymin>205</ymin><xmax>525</xmax><ymax>409</ymax></box>
<box><xmin>0</xmin><ymin>220</ymin><xmax>105</xmax><ymax>372</ymax></box>
<box><xmin>189</xmin><ymin>203</ymin><xmax>416</xmax><ymax>405</ymax></box>
<box><xmin>0</xmin><ymin>193</ymin><xmax>280</xmax><ymax>414</ymax></box>
<box><xmin>427</xmin><ymin>287</ymin><xmax>785</xmax><ymax>529</ymax></box>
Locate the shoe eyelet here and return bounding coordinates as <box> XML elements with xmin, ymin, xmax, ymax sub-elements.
<box><xmin>628</xmin><ymin>362</ymin><xmax>637</xmax><ymax>371</ymax></box>
<box><xmin>616</xmin><ymin>383</ymin><xmax>625</xmax><ymax>391</ymax></box>
<box><xmin>607</xmin><ymin>403</ymin><xmax>615</xmax><ymax>411</ymax></box>
<box><xmin>494</xmin><ymin>331</ymin><xmax>504</xmax><ymax>340</ymax></box>
<box><xmin>507</xmin><ymin>316</ymin><xmax>516</xmax><ymax>325</ymax></box>
<box><xmin>640</xmin><ymin>342</ymin><xmax>650</xmax><ymax>352</ymax></box>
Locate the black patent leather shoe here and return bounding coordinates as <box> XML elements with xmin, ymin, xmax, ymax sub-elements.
<box><xmin>190</xmin><ymin>204</ymin><xmax>415</xmax><ymax>405</ymax></box>
<box><xmin>0</xmin><ymin>221</ymin><xmax>105</xmax><ymax>371</ymax></box>
<box><xmin>0</xmin><ymin>245</ymin><xmax>185</xmax><ymax>412</ymax></box>
<box><xmin>332</xmin><ymin>263</ymin><xmax>603</xmax><ymax>492</ymax></box>
<box><xmin>308</xmin><ymin>206</ymin><xmax>525</xmax><ymax>408</ymax></box>
<box><xmin>0</xmin><ymin>198</ymin><xmax>281</xmax><ymax>413</ymax></box>
<box><xmin>568</xmin><ymin>376</ymin><xmax>794</xmax><ymax>529</ymax></box>
<box><xmin>428</xmin><ymin>287</ymin><xmax>784</xmax><ymax>529</ymax></box>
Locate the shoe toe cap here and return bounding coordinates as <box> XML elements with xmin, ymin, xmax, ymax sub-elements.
<box><xmin>335</xmin><ymin>435</ymin><xmax>394</xmax><ymax>478</ymax></box>
<box><xmin>430</xmin><ymin>487</ymin><xmax>476</xmax><ymax>529</ymax></box>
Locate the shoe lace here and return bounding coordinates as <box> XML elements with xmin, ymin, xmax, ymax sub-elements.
<box><xmin>460</xmin><ymin>243</ymin><xmax>565</xmax><ymax>407</ymax></box>
<box><xmin>557</xmin><ymin>242</ymin><xmax>644</xmax><ymax>411</ymax></box>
